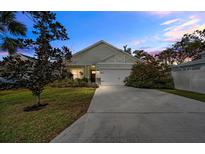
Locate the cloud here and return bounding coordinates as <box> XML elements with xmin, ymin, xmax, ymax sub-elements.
<box><xmin>142</xmin><ymin>47</ymin><xmax>165</xmax><ymax>55</ymax></box>
<box><xmin>178</xmin><ymin>18</ymin><xmax>200</xmax><ymax>28</ymax></box>
<box><xmin>162</xmin><ymin>16</ymin><xmax>205</xmax><ymax>43</ymax></box>
<box><xmin>149</xmin><ymin>11</ymin><xmax>173</xmax><ymax>17</ymax></box>
<box><xmin>161</xmin><ymin>18</ymin><xmax>180</xmax><ymax>25</ymax></box>
<box><xmin>130</xmin><ymin>35</ymin><xmax>162</xmax><ymax>46</ymax></box>
<box><xmin>0</xmin><ymin>52</ymin><xmax>8</xmax><ymax>56</ymax></box>
<box><xmin>131</xmin><ymin>45</ymin><xmax>164</xmax><ymax>54</ymax></box>
<box><xmin>163</xmin><ymin>26</ymin><xmax>176</xmax><ymax>32</ymax></box>
<box><xmin>152</xmin><ymin>35</ymin><xmax>162</xmax><ymax>41</ymax></box>
<box><xmin>130</xmin><ymin>39</ymin><xmax>145</xmax><ymax>46</ymax></box>
<box><xmin>139</xmin><ymin>46</ymin><xmax>151</xmax><ymax>50</ymax></box>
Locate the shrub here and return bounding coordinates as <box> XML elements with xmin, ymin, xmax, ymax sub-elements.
<box><xmin>0</xmin><ymin>79</ymin><xmax>22</xmax><ymax>90</ymax></box>
<box><xmin>124</xmin><ymin>62</ymin><xmax>174</xmax><ymax>89</ymax></box>
<box><xmin>50</xmin><ymin>78</ymin><xmax>98</xmax><ymax>88</ymax></box>
<box><xmin>61</xmin><ymin>70</ymin><xmax>73</xmax><ymax>80</ymax></box>
<box><xmin>81</xmin><ymin>77</ymin><xmax>89</xmax><ymax>82</ymax></box>
<box><xmin>0</xmin><ymin>82</ymin><xmax>16</xmax><ymax>90</ymax></box>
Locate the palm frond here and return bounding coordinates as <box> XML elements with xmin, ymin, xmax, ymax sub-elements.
<box><xmin>8</xmin><ymin>21</ymin><xmax>27</xmax><ymax>36</ymax></box>
<box><xmin>1</xmin><ymin>37</ymin><xmax>20</xmax><ymax>55</ymax></box>
<box><xmin>0</xmin><ymin>12</ymin><xmax>27</xmax><ymax>55</ymax></box>
<box><xmin>0</xmin><ymin>11</ymin><xmax>27</xmax><ymax>36</ymax></box>
<box><xmin>0</xmin><ymin>12</ymin><xmax>15</xmax><ymax>24</ymax></box>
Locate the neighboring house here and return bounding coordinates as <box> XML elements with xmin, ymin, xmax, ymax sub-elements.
<box><xmin>68</xmin><ymin>40</ymin><xmax>140</xmax><ymax>85</ymax></box>
<box><xmin>0</xmin><ymin>53</ymin><xmax>36</xmax><ymax>82</ymax></box>
<box><xmin>0</xmin><ymin>53</ymin><xmax>34</xmax><ymax>69</ymax></box>
<box><xmin>0</xmin><ymin>53</ymin><xmax>65</xmax><ymax>81</ymax></box>
<box><xmin>171</xmin><ymin>51</ymin><xmax>205</xmax><ymax>94</ymax></box>
<box><xmin>13</xmin><ymin>53</ymin><xmax>36</xmax><ymax>61</ymax></box>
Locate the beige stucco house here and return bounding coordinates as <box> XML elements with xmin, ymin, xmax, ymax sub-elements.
<box><xmin>67</xmin><ymin>40</ymin><xmax>140</xmax><ymax>85</ymax></box>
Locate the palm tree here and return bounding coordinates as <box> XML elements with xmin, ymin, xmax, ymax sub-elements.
<box><xmin>123</xmin><ymin>45</ymin><xmax>132</xmax><ymax>54</ymax></box>
<box><xmin>0</xmin><ymin>11</ymin><xmax>27</xmax><ymax>55</ymax></box>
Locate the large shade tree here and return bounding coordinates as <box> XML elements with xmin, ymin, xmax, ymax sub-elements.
<box><xmin>133</xmin><ymin>49</ymin><xmax>155</xmax><ymax>63</ymax></box>
<box><xmin>0</xmin><ymin>11</ymin><xmax>27</xmax><ymax>55</ymax></box>
<box><xmin>124</xmin><ymin>47</ymin><xmax>174</xmax><ymax>89</ymax></box>
<box><xmin>125</xmin><ymin>51</ymin><xmax>174</xmax><ymax>89</ymax></box>
<box><xmin>155</xmin><ymin>48</ymin><xmax>176</xmax><ymax>66</ymax></box>
<box><xmin>170</xmin><ymin>29</ymin><xmax>205</xmax><ymax>63</ymax></box>
<box><xmin>124</xmin><ymin>28</ymin><xmax>205</xmax><ymax>89</ymax></box>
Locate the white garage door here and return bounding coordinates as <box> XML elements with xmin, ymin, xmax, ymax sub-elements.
<box><xmin>100</xmin><ymin>69</ymin><xmax>131</xmax><ymax>85</ymax></box>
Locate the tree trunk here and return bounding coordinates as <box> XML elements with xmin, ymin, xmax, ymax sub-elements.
<box><xmin>37</xmin><ymin>94</ymin><xmax>41</xmax><ymax>106</ymax></box>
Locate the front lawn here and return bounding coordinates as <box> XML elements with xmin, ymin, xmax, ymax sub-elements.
<box><xmin>160</xmin><ymin>89</ymin><xmax>205</xmax><ymax>102</ymax></box>
<box><xmin>0</xmin><ymin>87</ymin><xmax>95</xmax><ymax>143</ymax></box>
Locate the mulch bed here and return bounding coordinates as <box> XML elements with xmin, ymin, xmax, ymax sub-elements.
<box><xmin>23</xmin><ymin>103</ymin><xmax>48</xmax><ymax>112</ymax></box>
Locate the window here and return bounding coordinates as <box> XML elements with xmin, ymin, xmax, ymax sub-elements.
<box><xmin>70</xmin><ymin>68</ymin><xmax>84</xmax><ymax>79</ymax></box>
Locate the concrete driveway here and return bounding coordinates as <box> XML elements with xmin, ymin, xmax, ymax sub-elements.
<box><xmin>51</xmin><ymin>86</ymin><xmax>205</xmax><ymax>143</ymax></box>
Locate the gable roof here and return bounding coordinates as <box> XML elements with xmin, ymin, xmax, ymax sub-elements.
<box><xmin>19</xmin><ymin>53</ymin><xmax>36</xmax><ymax>61</ymax></box>
<box><xmin>10</xmin><ymin>53</ymin><xmax>36</xmax><ymax>61</ymax></box>
<box><xmin>73</xmin><ymin>40</ymin><xmax>141</xmax><ymax>62</ymax></box>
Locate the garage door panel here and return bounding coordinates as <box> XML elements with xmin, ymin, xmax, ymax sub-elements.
<box><xmin>100</xmin><ymin>69</ymin><xmax>131</xmax><ymax>85</ymax></box>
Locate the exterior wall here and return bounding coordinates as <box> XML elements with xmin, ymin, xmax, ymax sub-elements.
<box><xmin>100</xmin><ymin>54</ymin><xmax>136</xmax><ymax>63</ymax></box>
<box><xmin>68</xmin><ymin>41</ymin><xmax>139</xmax><ymax>84</ymax></box>
<box><xmin>84</xmin><ymin>65</ymin><xmax>90</xmax><ymax>79</ymax></box>
<box><xmin>71</xmin><ymin>42</ymin><xmax>138</xmax><ymax>65</ymax></box>
<box><xmin>96</xmin><ymin>63</ymin><xmax>133</xmax><ymax>70</ymax></box>
<box><xmin>72</xmin><ymin>43</ymin><xmax>119</xmax><ymax>65</ymax></box>
<box><xmin>172</xmin><ymin>63</ymin><xmax>205</xmax><ymax>94</ymax></box>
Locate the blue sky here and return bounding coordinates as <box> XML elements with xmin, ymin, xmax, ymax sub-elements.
<box><xmin>1</xmin><ymin>11</ymin><xmax>205</xmax><ymax>59</ymax></box>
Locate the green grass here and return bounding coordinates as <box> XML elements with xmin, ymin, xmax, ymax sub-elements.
<box><xmin>0</xmin><ymin>87</ymin><xmax>96</xmax><ymax>143</ymax></box>
<box><xmin>159</xmin><ymin>89</ymin><xmax>205</xmax><ymax>102</ymax></box>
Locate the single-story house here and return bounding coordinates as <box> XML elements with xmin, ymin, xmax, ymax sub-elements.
<box><xmin>171</xmin><ymin>51</ymin><xmax>205</xmax><ymax>94</ymax></box>
<box><xmin>68</xmin><ymin>40</ymin><xmax>141</xmax><ymax>85</ymax></box>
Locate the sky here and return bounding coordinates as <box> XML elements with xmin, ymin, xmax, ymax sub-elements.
<box><xmin>1</xmin><ymin>11</ymin><xmax>205</xmax><ymax>59</ymax></box>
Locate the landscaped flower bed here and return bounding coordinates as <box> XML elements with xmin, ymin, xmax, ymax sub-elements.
<box><xmin>50</xmin><ymin>78</ymin><xmax>99</xmax><ymax>88</ymax></box>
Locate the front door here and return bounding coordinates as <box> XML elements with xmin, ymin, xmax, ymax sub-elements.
<box><xmin>90</xmin><ymin>71</ymin><xmax>96</xmax><ymax>82</ymax></box>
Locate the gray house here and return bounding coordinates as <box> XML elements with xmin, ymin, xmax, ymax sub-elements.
<box><xmin>68</xmin><ymin>40</ymin><xmax>140</xmax><ymax>85</ymax></box>
<box><xmin>172</xmin><ymin>52</ymin><xmax>205</xmax><ymax>94</ymax></box>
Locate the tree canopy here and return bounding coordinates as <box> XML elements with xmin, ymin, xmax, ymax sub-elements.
<box><xmin>1</xmin><ymin>11</ymin><xmax>71</xmax><ymax>108</ymax></box>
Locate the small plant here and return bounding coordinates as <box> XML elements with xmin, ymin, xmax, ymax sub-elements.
<box><xmin>81</xmin><ymin>77</ymin><xmax>89</xmax><ymax>82</ymax></box>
